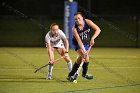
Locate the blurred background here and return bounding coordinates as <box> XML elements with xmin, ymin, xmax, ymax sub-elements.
<box><xmin>0</xmin><ymin>0</ymin><xmax>140</xmax><ymax>47</ymax></box>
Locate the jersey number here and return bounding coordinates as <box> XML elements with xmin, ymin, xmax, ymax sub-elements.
<box><xmin>80</xmin><ymin>31</ymin><xmax>88</xmax><ymax>40</ymax></box>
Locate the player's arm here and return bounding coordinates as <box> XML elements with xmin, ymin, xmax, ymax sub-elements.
<box><xmin>46</xmin><ymin>43</ymin><xmax>54</xmax><ymax>62</ymax></box>
<box><xmin>45</xmin><ymin>34</ymin><xmax>54</xmax><ymax>62</ymax></box>
<box><xmin>86</xmin><ymin>19</ymin><xmax>101</xmax><ymax>46</ymax></box>
<box><xmin>63</xmin><ymin>37</ymin><xmax>69</xmax><ymax>53</ymax></box>
<box><xmin>72</xmin><ymin>27</ymin><xmax>86</xmax><ymax>53</ymax></box>
<box><xmin>60</xmin><ymin>30</ymin><xmax>69</xmax><ymax>53</ymax></box>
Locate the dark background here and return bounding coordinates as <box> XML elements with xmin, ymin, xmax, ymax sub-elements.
<box><xmin>0</xmin><ymin>0</ymin><xmax>140</xmax><ymax>47</ymax></box>
<box><xmin>0</xmin><ymin>0</ymin><xmax>139</xmax><ymax>17</ymax></box>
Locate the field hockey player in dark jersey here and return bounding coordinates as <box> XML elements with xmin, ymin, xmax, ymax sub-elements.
<box><xmin>67</xmin><ymin>12</ymin><xmax>101</xmax><ymax>81</ymax></box>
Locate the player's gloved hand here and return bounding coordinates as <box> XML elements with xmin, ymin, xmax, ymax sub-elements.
<box><xmin>84</xmin><ymin>52</ymin><xmax>88</xmax><ymax>59</ymax></box>
<box><xmin>82</xmin><ymin>49</ymin><xmax>87</xmax><ymax>59</ymax></box>
<box><xmin>90</xmin><ymin>39</ymin><xmax>95</xmax><ymax>46</ymax></box>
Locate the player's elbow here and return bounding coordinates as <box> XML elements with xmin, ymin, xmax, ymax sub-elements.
<box><xmin>99</xmin><ymin>29</ymin><xmax>101</xmax><ymax>33</ymax></box>
<box><xmin>97</xmin><ymin>28</ymin><xmax>101</xmax><ymax>33</ymax></box>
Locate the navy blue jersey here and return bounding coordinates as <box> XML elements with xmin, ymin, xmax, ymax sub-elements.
<box><xmin>72</xmin><ymin>20</ymin><xmax>91</xmax><ymax>45</ymax></box>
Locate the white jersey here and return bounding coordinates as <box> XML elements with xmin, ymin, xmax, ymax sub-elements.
<box><xmin>45</xmin><ymin>29</ymin><xmax>66</xmax><ymax>48</ymax></box>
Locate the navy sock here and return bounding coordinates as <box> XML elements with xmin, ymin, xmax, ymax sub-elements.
<box><xmin>68</xmin><ymin>62</ymin><xmax>79</xmax><ymax>76</ymax></box>
<box><xmin>82</xmin><ymin>62</ymin><xmax>89</xmax><ymax>77</ymax></box>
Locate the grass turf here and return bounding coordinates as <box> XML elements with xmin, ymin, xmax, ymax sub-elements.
<box><xmin>0</xmin><ymin>47</ymin><xmax>140</xmax><ymax>93</ymax></box>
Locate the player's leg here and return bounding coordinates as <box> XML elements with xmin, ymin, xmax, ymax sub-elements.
<box><xmin>56</xmin><ymin>48</ymin><xmax>72</xmax><ymax>74</ymax></box>
<box><xmin>47</xmin><ymin>47</ymin><xmax>54</xmax><ymax>80</ymax></box>
<box><xmin>72</xmin><ymin>45</ymin><xmax>92</xmax><ymax>80</ymax></box>
<box><xmin>82</xmin><ymin>45</ymin><xmax>93</xmax><ymax>79</ymax></box>
<box><xmin>68</xmin><ymin>55</ymin><xmax>82</xmax><ymax>76</ymax></box>
<box><xmin>47</xmin><ymin>64</ymin><xmax>53</xmax><ymax>80</ymax></box>
<box><xmin>82</xmin><ymin>62</ymin><xmax>89</xmax><ymax>77</ymax></box>
<box><xmin>82</xmin><ymin>45</ymin><xmax>89</xmax><ymax>77</ymax></box>
<box><xmin>82</xmin><ymin>61</ymin><xmax>93</xmax><ymax>79</ymax></box>
<box><xmin>67</xmin><ymin>49</ymin><xmax>83</xmax><ymax>81</ymax></box>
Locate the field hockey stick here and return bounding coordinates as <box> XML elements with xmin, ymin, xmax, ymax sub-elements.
<box><xmin>34</xmin><ymin>55</ymin><xmax>65</xmax><ymax>73</ymax></box>
<box><xmin>73</xmin><ymin>46</ymin><xmax>92</xmax><ymax>80</ymax></box>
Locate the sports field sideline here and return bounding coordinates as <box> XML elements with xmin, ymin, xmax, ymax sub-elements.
<box><xmin>0</xmin><ymin>47</ymin><xmax>140</xmax><ymax>93</ymax></box>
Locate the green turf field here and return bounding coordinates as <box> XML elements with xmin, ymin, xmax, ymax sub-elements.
<box><xmin>0</xmin><ymin>47</ymin><xmax>140</xmax><ymax>93</ymax></box>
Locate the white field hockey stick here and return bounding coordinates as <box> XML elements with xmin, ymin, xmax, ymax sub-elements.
<box><xmin>73</xmin><ymin>46</ymin><xmax>92</xmax><ymax>80</ymax></box>
<box><xmin>34</xmin><ymin>55</ymin><xmax>65</xmax><ymax>73</ymax></box>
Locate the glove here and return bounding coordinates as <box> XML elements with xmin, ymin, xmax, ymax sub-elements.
<box><xmin>84</xmin><ymin>52</ymin><xmax>88</xmax><ymax>59</ymax></box>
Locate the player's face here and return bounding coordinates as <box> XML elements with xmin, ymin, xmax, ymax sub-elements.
<box><xmin>74</xmin><ymin>14</ymin><xmax>83</xmax><ymax>25</ymax></box>
<box><xmin>51</xmin><ymin>25</ymin><xmax>59</xmax><ymax>35</ymax></box>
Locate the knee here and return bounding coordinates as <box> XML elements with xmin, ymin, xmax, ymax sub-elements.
<box><xmin>84</xmin><ymin>59</ymin><xmax>89</xmax><ymax>62</ymax></box>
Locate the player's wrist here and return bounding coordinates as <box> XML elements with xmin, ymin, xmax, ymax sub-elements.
<box><xmin>65</xmin><ymin>51</ymin><xmax>68</xmax><ymax>53</ymax></box>
<box><xmin>65</xmin><ymin>49</ymin><xmax>68</xmax><ymax>53</ymax></box>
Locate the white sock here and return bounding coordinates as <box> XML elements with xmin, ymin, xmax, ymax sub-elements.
<box><xmin>48</xmin><ymin>64</ymin><xmax>53</xmax><ymax>77</ymax></box>
<box><xmin>66</xmin><ymin>61</ymin><xmax>72</xmax><ymax>73</ymax></box>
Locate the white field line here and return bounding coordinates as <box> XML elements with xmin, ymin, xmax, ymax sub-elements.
<box><xmin>0</xmin><ymin>66</ymin><xmax>140</xmax><ymax>70</ymax></box>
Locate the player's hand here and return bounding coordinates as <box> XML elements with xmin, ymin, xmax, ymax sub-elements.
<box><xmin>84</xmin><ymin>52</ymin><xmax>88</xmax><ymax>59</ymax></box>
<box><xmin>81</xmin><ymin>49</ymin><xmax>87</xmax><ymax>59</ymax></box>
<box><xmin>48</xmin><ymin>61</ymin><xmax>52</xmax><ymax>65</ymax></box>
<box><xmin>49</xmin><ymin>60</ymin><xmax>54</xmax><ymax>64</ymax></box>
<box><xmin>90</xmin><ymin>39</ymin><xmax>95</xmax><ymax>46</ymax></box>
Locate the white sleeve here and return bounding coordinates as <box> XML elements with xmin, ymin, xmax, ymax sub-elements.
<box><xmin>45</xmin><ymin>32</ymin><xmax>51</xmax><ymax>44</ymax></box>
<box><xmin>59</xmin><ymin>30</ymin><xmax>66</xmax><ymax>39</ymax></box>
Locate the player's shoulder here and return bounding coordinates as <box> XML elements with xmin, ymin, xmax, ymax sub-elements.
<box><xmin>57</xmin><ymin>29</ymin><xmax>66</xmax><ymax>38</ymax></box>
<box><xmin>85</xmin><ymin>19</ymin><xmax>92</xmax><ymax>23</ymax></box>
<box><xmin>45</xmin><ymin>31</ymin><xmax>51</xmax><ymax>37</ymax></box>
<box><xmin>58</xmin><ymin>29</ymin><xmax>65</xmax><ymax>34</ymax></box>
<box><xmin>85</xmin><ymin>19</ymin><xmax>95</xmax><ymax>27</ymax></box>
<box><xmin>58</xmin><ymin>29</ymin><xmax>63</xmax><ymax>32</ymax></box>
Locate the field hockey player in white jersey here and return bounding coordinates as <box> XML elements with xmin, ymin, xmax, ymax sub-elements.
<box><xmin>45</xmin><ymin>23</ymin><xmax>72</xmax><ymax>80</ymax></box>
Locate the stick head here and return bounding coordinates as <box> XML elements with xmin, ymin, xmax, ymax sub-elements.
<box><xmin>34</xmin><ymin>69</ymin><xmax>38</xmax><ymax>73</ymax></box>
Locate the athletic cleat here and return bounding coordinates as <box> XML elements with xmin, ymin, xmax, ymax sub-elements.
<box><xmin>47</xmin><ymin>75</ymin><xmax>52</xmax><ymax>80</ymax></box>
<box><xmin>82</xmin><ymin>74</ymin><xmax>93</xmax><ymax>80</ymax></box>
<box><xmin>67</xmin><ymin>76</ymin><xmax>74</xmax><ymax>82</ymax></box>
